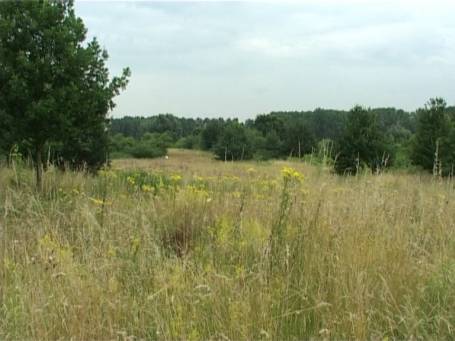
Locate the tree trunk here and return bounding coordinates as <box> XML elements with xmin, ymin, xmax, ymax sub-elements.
<box><xmin>35</xmin><ymin>144</ymin><xmax>44</xmax><ymax>191</ymax></box>
<box><xmin>298</xmin><ymin>139</ymin><xmax>301</xmax><ymax>159</ymax></box>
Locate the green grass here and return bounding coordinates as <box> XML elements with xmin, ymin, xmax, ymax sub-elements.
<box><xmin>1</xmin><ymin>149</ymin><xmax>455</xmax><ymax>339</ymax></box>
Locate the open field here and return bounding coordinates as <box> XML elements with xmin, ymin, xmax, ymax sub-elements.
<box><xmin>1</xmin><ymin>149</ymin><xmax>455</xmax><ymax>340</ymax></box>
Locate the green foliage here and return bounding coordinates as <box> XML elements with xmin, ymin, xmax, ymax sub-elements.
<box><xmin>0</xmin><ymin>0</ymin><xmax>129</xmax><ymax>186</ymax></box>
<box><xmin>411</xmin><ymin>98</ymin><xmax>449</xmax><ymax>173</ymax></box>
<box><xmin>200</xmin><ymin>119</ymin><xmax>225</xmax><ymax>151</ymax></box>
<box><xmin>335</xmin><ymin>106</ymin><xmax>391</xmax><ymax>174</ymax></box>
<box><xmin>440</xmin><ymin>120</ymin><xmax>455</xmax><ymax>175</ymax></box>
<box><xmin>111</xmin><ymin>114</ymin><xmax>204</xmax><ymax>141</ymax></box>
<box><xmin>110</xmin><ymin>106</ymin><xmax>419</xmax><ymax>167</ymax></box>
<box><xmin>129</xmin><ymin>133</ymin><xmax>170</xmax><ymax>159</ymax></box>
<box><xmin>175</xmin><ymin>134</ymin><xmax>201</xmax><ymax>150</ymax></box>
<box><xmin>51</xmin><ymin>123</ymin><xmax>110</xmax><ymax>172</ymax></box>
<box><xmin>213</xmin><ymin>122</ymin><xmax>255</xmax><ymax>161</ymax></box>
<box><xmin>110</xmin><ymin>132</ymin><xmax>171</xmax><ymax>159</ymax></box>
<box><xmin>373</xmin><ymin>107</ymin><xmax>416</xmax><ymax>137</ymax></box>
<box><xmin>254</xmin><ymin>130</ymin><xmax>282</xmax><ymax>160</ymax></box>
<box><xmin>281</xmin><ymin>120</ymin><xmax>316</xmax><ymax>157</ymax></box>
<box><xmin>120</xmin><ymin>170</ymin><xmax>174</xmax><ymax>192</ymax></box>
<box><xmin>262</xmin><ymin>109</ymin><xmax>347</xmax><ymax>142</ymax></box>
<box><xmin>391</xmin><ymin>142</ymin><xmax>414</xmax><ymax>170</ymax></box>
<box><xmin>303</xmin><ymin>139</ymin><xmax>335</xmax><ymax>171</ymax></box>
<box><xmin>249</xmin><ymin>114</ymin><xmax>285</xmax><ymax>137</ymax></box>
<box><xmin>110</xmin><ymin>133</ymin><xmax>135</xmax><ymax>156</ymax></box>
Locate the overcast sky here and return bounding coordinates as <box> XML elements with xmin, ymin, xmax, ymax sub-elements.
<box><xmin>75</xmin><ymin>0</ymin><xmax>455</xmax><ymax>119</ymax></box>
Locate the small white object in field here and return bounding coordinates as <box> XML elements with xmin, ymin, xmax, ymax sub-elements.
<box><xmin>165</xmin><ymin>155</ymin><xmax>169</xmax><ymax>160</ymax></box>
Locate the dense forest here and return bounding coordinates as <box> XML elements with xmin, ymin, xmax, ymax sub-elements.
<box><xmin>108</xmin><ymin>101</ymin><xmax>455</xmax><ymax>174</ymax></box>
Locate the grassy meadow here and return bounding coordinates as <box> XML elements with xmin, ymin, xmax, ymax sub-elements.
<box><xmin>1</xmin><ymin>149</ymin><xmax>455</xmax><ymax>340</ymax></box>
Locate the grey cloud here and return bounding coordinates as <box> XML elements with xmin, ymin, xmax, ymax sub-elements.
<box><xmin>74</xmin><ymin>1</ymin><xmax>455</xmax><ymax>118</ymax></box>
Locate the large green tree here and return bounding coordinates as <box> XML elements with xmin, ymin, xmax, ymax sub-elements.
<box><xmin>200</xmin><ymin>119</ymin><xmax>225</xmax><ymax>151</ymax></box>
<box><xmin>213</xmin><ymin>122</ymin><xmax>255</xmax><ymax>161</ymax></box>
<box><xmin>281</xmin><ymin>119</ymin><xmax>315</xmax><ymax>158</ymax></box>
<box><xmin>335</xmin><ymin>106</ymin><xmax>391</xmax><ymax>174</ymax></box>
<box><xmin>440</xmin><ymin>121</ymin><xmax>455</xmax><ymax>175</ymax></box>
<box><xmin>0</xmin><ymin>0</ymin><xmax>130</xmax><ymax>188</ymax></box>
<box><xmin>411</xmin><ymin>98</ymin><xmax>449</xmax><ymax>173</ymax></box>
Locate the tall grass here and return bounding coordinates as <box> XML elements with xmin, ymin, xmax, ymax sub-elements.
<box><xmin>1</xmin><ymin>150</ymin><xmax>455</xmax><ymax>339</ymax></box>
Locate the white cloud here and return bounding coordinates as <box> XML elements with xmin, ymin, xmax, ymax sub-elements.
<box><xmin>75</xmin><ymin>1</ymin><xmax>455</xmax><ymax>118</ymax></box>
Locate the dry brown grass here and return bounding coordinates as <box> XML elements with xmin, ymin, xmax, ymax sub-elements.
<box><xmin>1</xmin><ymin>149</ymin><xmax>455</xmax><ymax>339</ymax></box>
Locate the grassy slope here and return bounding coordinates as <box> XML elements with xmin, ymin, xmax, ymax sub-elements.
<box><xmin>1</xmin><ymin>149</ymin><xmax>455</xmax><ymax>339</ymax></box>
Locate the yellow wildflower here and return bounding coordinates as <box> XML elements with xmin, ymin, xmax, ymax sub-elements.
<box><xmin>301</xmin><ymin>188</ymin><xmax>310</xmax><ymax>196</ymax></box>
<box><xmin>235</xmin><ymin>265</ymin><xmax>246</xmax><ymax>278</ymax></box>
<box><xmin>232</xmin><ymin>191</ymin><xmax>242</xmax><ymax>198</ymax></box>
<box><xmin>254</xmin><ymin>194</ymin><xmax>265</xmax><ymax>200</ymax></box>
<box><xmin>170</xmin><ymin>174</ymin><xmax>183</xmax><ymax>183</ymax></box>
<box><xmin>130</xmin><ymin>237</ymin><xmax>141</xmax><ymax>255</ymax></box>
<box><xmin>186</xmin><ymin>185</ymin><xmax>209</xmax><ymax>198</ymax></box>
<box><xmin>89</xmin><ymin>197</ymin><xmax>104</xmax><ymax>205</ymax></box>
<box><xmin>99</xmin><ymin>169</ymin><xmax>117</xmax><ymax>179</ymax></box>
<box><xmin>3</xmin><ymin>257</ymin><xmax>14</xmax><ymax>271</ymax></box>
<box><xmin>281</xmin><ymin>166</ymin><xmax>303</xmax><ymax>182</ymax></box>
<box><xmin>141</xmin><ymin>184</ymin><xmax>153</xmax><ymax>192</ymax></box>
<box><xmin>107</xmin><ymin>245</ymin><xmax>116</xmax><ymax>257</ymax></box>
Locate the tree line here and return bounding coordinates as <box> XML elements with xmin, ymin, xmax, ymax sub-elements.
<box><xmin>109</xmin><ymin>101</ymin><xmax>455</xmax><ymax>175</ymax></box>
